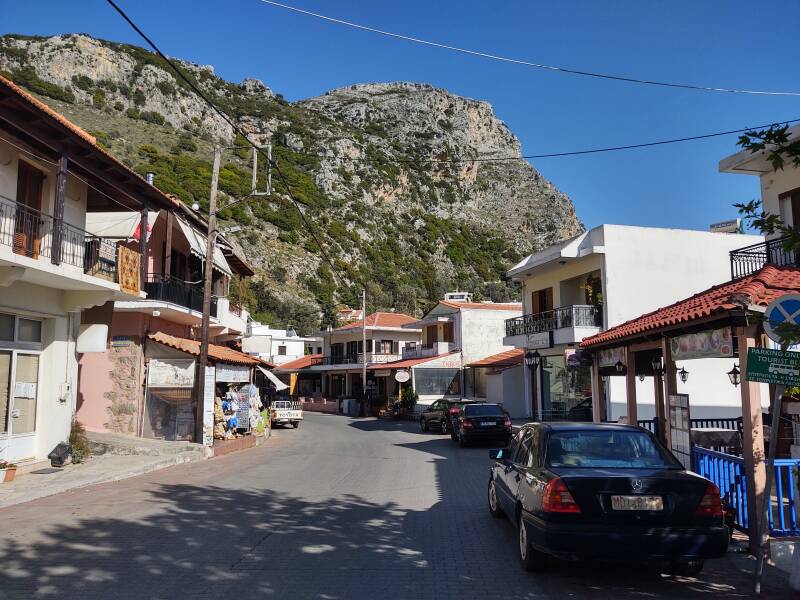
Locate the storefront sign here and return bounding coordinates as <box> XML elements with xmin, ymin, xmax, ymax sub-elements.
<box><xmin>599</xmin><ymin>347</ymin><xmax>626</xmax><ymax>368</ymax></box>
<box><xmin>373</xmin><ymin>370</ymin><xmax>391</xmax><ymax>377</ymax></box>
<box><xmin>527</xmin><ymin>331</ymin><xmax>553</xmax><ymax>350</ymax></box>
<box><xmin>395</xmin><ymin>370</ymin><xmax>410</xmax><ymax>383</ymax></box>
<box><xmin>203</xmin><ymin>366</ymin><xmax>215</xmax><ymax>447</ymax></box>
<box><xmin>670</xmin><ymin>327</ymin><xmax>733</xmax><ymax>360</ymax></box>
<box><xmin>148</xmin><ymin>359</ymin><xmax>195</xmax><ymax>388</ymax></box>
<box><xmin>215</xmin><ymin>364</ymin><xmax>250</xmax><ymax>383</ymax></box>
<box><xmin>746</xmin><ymin>347</ymin><xmax>800</xmax><ymax>386</ymax></box>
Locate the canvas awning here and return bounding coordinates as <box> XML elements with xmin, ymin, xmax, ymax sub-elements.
<box><xmin>258</xmin><ymin>365</ymin><xmax>289</xmax><ymax>391</ymax></box>
<box><xmin>85</xmin><ymin>211</ymin><xmax>158</xmax><ymax>240</ymax></box>
<box><xmin>175</xmin><ymin>216</ymin><xmax>232</xmax><ymax>277</ymax></box>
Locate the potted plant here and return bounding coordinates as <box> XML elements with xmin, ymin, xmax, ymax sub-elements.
<box><xmin>0</xmin><ymin>460</ymin><xmax>17</xmax><ymax>483</ymax></box>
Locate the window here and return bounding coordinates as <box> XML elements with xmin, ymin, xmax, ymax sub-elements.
<box><xmin>0</xmin><ymin>314</ymin><xmax>13</xmax><ymax>341</ymax></box>
<box><xmin>545</xmin><ymin>430</ymin><xmax>679</xmax><ymax>469</ymax></box>
<box><xmin>464</xmin><ymin>404</ymin><xmax>504</xmax><ymax>417</ymax></box>
<box><xmin>414</xmin><ymin>368</ymin><xmax>461</xmax><ymax>396</ymax></box>
<box><xmin>17</xmin><ymin>319</ymin><xmax>41</xmax><ymax>343</ymax></box>
<box><xmin>514</xmin><ymin>430</ymin><xmax>533</xmax><ymax>466</ymax></box>
<box><xmin>16</xmin><ymin>160</ymin><xmax>44</xmax><ymax>211</ymax></box>
<box><xmin>531</xmin><ymin>287</ymin><xmax>553</xmax><ymax>314</ymax></box>
<box><xmin>443</xmin><ymin>322</ymin><xmax>454</xmax><ymax>343</ymax></box>
<box><xmin>278</xmin><ymin>346</ymin><xmax>287</xmax><ymax>356</ymax></box>
<box><xmin>377</xmin><ymin>340</ymin><xmax>394</xmax><ymax>354</ymax></box>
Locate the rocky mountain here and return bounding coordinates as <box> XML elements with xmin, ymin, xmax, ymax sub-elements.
<box><xmin>0</xmin><ymin>33</ymin><xmax>582</xmax><ymax>332</ymax></box>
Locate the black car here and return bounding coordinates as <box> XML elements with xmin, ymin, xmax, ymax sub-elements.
<box><xmin>456</xmin><ymin>403</ymin><xmax>512</xmax><ymax>447</ymax></box>
<box><xmin>487</xmin><ymin>422</ymin><xmax>728</xmax><ymax>574</ymax></box>
<box><xmin>420</xmin><ymin>399</ymin><xmax>484</xmax><ymax>434</ymax></box>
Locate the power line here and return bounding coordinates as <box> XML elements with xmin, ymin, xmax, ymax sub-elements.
<box><xmin>258</xmin><ymin>0</ymin><xmax>800</xmax><ymax>97</ymax></box>
<box><xmin>105</xmin><ymin>0</ymin><xmax>343</xmax><ymax>282</ymax></box>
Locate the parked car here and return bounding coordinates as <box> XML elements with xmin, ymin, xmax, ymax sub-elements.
<box><xmin>455</xmin><ymin>403</ymin><xmax>512</xmax><ymax>447</ymax></box>
<box><xmin>270</xmin><ymin>400</ymin><xmax>303</xmax><ymax>428</ymax></box>
<box><xmin>446</xmin><ymin>400</ymin><xmax>488</xmax><ymax>440</ymax></box>
<box><xmin>487</xmin><ymin>422</ymin><xmax>728</xmax><ymax>574</ymax></box>
<box><xmin>420</xmin><ymin>399</ymin><xmax>481</xmax><ymax>434</ymax></box>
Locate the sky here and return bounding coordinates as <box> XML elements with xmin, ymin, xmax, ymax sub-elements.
<box><xmin>3</xmin><ymin>0</ymin><xmax>799</xmax><ymax>232</ymax></box>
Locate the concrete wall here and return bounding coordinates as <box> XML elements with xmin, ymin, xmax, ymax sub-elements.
<box><xmin>459</xmin><ymin>308</ymin><xmax>521</xmax><ymax>364</ymax></box>
<box><xmin>487</xmin><ymin>366</ymin><xmax>526</xmax><ymax>418</ymax></box>
<box><xmin>758</xmin><ymin>167</ymin><xmax>800</xmax><ymax>237</ymax></box>
<box><xmin>520</xmin><ymin>254</ymin><xmax>603</xmax><ymax>315</ymax></box>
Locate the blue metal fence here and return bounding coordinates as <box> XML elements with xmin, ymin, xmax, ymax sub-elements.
<box><xmin>692</xmin><ymin>446</ymin><xmax>800</xmax><ymax>537</ymax></box>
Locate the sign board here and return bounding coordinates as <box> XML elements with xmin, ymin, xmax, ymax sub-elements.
<box><xmin>242</xmin><ymin>335</ymin><xmax>272</xmax><ymax>354</ymax></box>
<box><xmin>746</xmin><ymin>347</ymin><xmax>800</xmax><ymax>386</ymax></box>
<box><xmin>111</xmin><ymin>335</ymin><xmax>133</xmax><ymax>348</ymax></box>
<box><xmin>215</xmin><ymin>364</ymin><xmax>250</xmax><ymax>383</ymax></box>
<box><xmin>527</xmin><ymin>331</ymin><xmax>553</xmax><ymax>350</ymax></box>
<box><xmin>599</xmin><ymin>347</ymin><xmax>626</xmax><ymax>368</ymax></box>
<box><xmin>395</xmin><ymin>370</ymin><xmax>410</xmax><ymax>383</ymax></box>
<box><xmin>709</xmin><ymin>219</ymin><xmax>742</xmax><ymax>234</ymax></box>
<box><xmin>763</xmin><ymin>293</ymin><xmax>800</xmax><ymax>344</ymax></box>
<box><xmin>148</xmin><ymin>359</ymin><xmax>195</xmax><ymax>388</ymax></box>
<box><xmin>373</xmin><ymin>370</ymin><xmax>391</xmax><ymax>377</ymax></box>
<box><xmin>669</xmin><ymin>394</ymin><xmax>691</xmax><ymax>469</ymax></box>
<box><xmin>203</xmin><ymin>366</ymin><xmax>215</xmax><ymax>447</ymax></box>
<box><xmin>670</xmin><ymin>327</ymin><xmax>733</xmax><ymax>360</ymax></box>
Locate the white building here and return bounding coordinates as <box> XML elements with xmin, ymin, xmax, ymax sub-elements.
<box><xmin>503</xmin><ymin>224</ymin><xmax>764</xmax><ymax>420</ymax></box>
<box><xmin>246</xmin><ymin>323</ymin><xmax>321</xmax><ymax>366</ymax></box>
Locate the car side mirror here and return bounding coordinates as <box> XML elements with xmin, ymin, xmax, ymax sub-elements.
<box><xmin>489</xmin><ymin>448</ymin><xmax>504</xmax><ymax>460</ymax></box>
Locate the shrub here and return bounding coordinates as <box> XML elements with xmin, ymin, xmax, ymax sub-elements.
<box><xmin>132</xmin><ymin>88</ymin><xmax>146</xmax><ymax>106</ymax></box>
<box><xmin>92</xmin><ymin>88</ymin><xmax>106</xmax><ymax>108</ymax></box>
<box><xmin>69</xmin><ymin>420</ymin><xmax>91</xmax><ymax>464</ymax></box>
<box><xmin>113</xmin><ymin>101</ymin><xmax>124</xmax><ymax>111</ymax></box>
<box><xmin>139</xmin><ymin>110</ymin><xmax>166</xmax><ymax>125</ymax></box>
<box><xmin>71</xmin><ymin>74</ymin><xmax>94</xmax><ymax>91</ymax></box>
<box><xmin>10</xmin><ymin>67</ymin><xmax>75</xmax><ymax>103</ymax></box>
<box><xmin>126</xmin><ymin>107</ymin><xmax>140</xmax><ymax>120</ymax></box>
<box><xmin>156</xmin><ymin>80</ymin><xmax>176</xmax><ymax>96</ymax></box>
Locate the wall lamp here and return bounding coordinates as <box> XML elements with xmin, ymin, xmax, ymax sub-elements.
<box><xmin>524</xmin><ymin>350</ymin><xmax>541</xmax><ymax>370</ymax></box>
<box><xmin>650</xmin><ymin>356</ymin><xmax>665</xmax><ymax>377</ymax></box>
<box><xmin>614</xmin><ymin>360</ymin><xmax>625</xmax><ymax>374</ymax></box>
<box><xmin>677</xmin><ymin>366</ymin><xmax>689</xmax><ymax>384</ymax></box>
<box><xmin>727</xmin><ymin>364</ymin><xmax>741</xmax><ymax>387</ymax></box>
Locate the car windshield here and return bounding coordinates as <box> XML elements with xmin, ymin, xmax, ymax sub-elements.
<box><xmin>273</xmin><ymin>401</ymin><xmax>291</xmax><ymax>409</ymax></box>
<box><xmin>464</xmin><ymin>405</ymin><xmax>503</xmax><ymax>417</ymax></box>
<box><xmin>546</xmin><ymin>430</ymin><xmax>679</xmax><ymax>469</ymax></box>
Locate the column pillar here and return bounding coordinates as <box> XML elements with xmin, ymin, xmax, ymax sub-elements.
<box><xmin>164</xmin><ymin>210</ymin><xmax>173</xmax><ymax>278</ymax></box>
<box><xmin>139</xmin><ymin>202</ymin><xmax>149</xmax><ymax>285</ymax></box>
<box><xmin>653</xmin><ymin>372</ymin><xmax>666</xmax><ymax>444</ymax></box>
<box><xmin>737</xmin><ymin>325</ymin><xmax>766</xmax><ymax>554</ymax></box>
<box><xmin>661</xmin><ymin>337</ymin><xmax>676</xmax><ymax>449</ymax></box>
<box><xmin>51</xmin><ymin>152</ymin><xmax>68</xmax><ymax>265</ymax></box>
<box><xmin>625</xmin><ymin>347</ymin><xmax>638</xmax><ymax>424</ymax></box>
<box><xmin>591</xmin><ymin>352</ymin><xmax>605</xmax><ymax>423</ymax></box>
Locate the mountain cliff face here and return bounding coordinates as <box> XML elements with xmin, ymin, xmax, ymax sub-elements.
<box><xmin>0</xmin><ymin>33</ymin><xmax>582</xmax><ymax>331</ymax></box>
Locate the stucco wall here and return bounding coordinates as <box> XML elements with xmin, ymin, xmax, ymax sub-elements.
<box><xmin>460</xmin><ymin>308</ymin><xmax>521</xmax><ymax>364</ymax></box>
<box><xmin>758</xmin><ymin>167</ymin><xmax>800</xmax><ymax>236</ymax></box>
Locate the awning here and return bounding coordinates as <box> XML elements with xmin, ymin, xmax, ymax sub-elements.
<box><xmin>85</xmin><ymin>211</ymin><xmax>158</xmax><ymax>240</ymax></box>
<box><xmin>175</xmin><ymin>216</ymin><xmax>232</xmax><ymax>277</ymax></box>
<box><xmin>258</xmin><ymin>365</ymin><xmax>289</xmax><ymax>391</ymax></box>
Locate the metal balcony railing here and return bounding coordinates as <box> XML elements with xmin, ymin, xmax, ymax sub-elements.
<box><xmin>143</xmin><ymin>274</ymin><xmax>217</xmax><ymax>317</ymax></box>
<box><xmin>729</xmin><ymin>235</ymin><xmax>799</xmax><ymax>279</ymax></box>
<box><xmin>0</xmin><ymin>194</ymin><xmax>120</xmax><ymax>283</ymax></box>
<box><xmin>310</xmin><ymin>353</ymin><xmax>402</xmax><ymax>366</ymax></box>
<box><xmin>505</xmin><ymin>304</ymin><xmax>603</xmax><ymax>337</ymax></box>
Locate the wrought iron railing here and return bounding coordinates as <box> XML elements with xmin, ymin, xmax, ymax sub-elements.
<box><xmin>310</xmin><ymin>353</ymin><xmax>401</xmax><ymax>366</ymax></box>
<box><xmin>143</xmin><ymin>274</ymin><xmax>217</xmax><ymax>317</ymax></box>
<box><xmin>505</xmin><ymin>304</ymin><xmax>603</xmax><ymax>337</ymax></box>
<box><xmin>730</xmin><ymin>235</ymin><xmax>799</xmax><ymax>279</ymax></box>
<box><xmin>0</xmin><ymin>194</ymin><xmax>120</xmax><ymax>282</ymax></box>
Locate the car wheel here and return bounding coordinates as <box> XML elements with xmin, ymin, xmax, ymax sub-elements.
<box><xmin>420</xmin><ymin>418</ymin><xmax>428</xmax><ymax>432</ymax></box>
<box><xmin>518</xmin><ymin>514</ymin><xmax>546</xmax><ymax>572</ymax></box>
<box><xmin>670</xmin><ymin>559</ymin><xmax>704</xmax><ymax>577</ymax></box>
<box><xmin>440</xmin><ymin>419</ymin><xmax>448</xmax><ymax>434</ymax></box>
<box><xmin>292</xmin><ymin>422</ymin><xmax>300</xmax><ymax>429</ymax></box>
<box><xmin>488</xmin><ymin>479</ymin><xmax>504</xmax><ymax>518</ymax></box>
<box><xmin>459</xmin><ymin>434</ymin><xmax>469</xmax><ymax>448</ymax></box>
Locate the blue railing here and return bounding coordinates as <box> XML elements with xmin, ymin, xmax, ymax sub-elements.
<box><xmin>692</xmin><ymin>446</ymin><xmax>800</xmax><ymax>537</ymax></box>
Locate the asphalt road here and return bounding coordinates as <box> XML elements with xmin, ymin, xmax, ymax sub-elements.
<box><xmin>0</xmin><ymin>413</ymin><xmax>792</xmax><ymax>599</ymax></box>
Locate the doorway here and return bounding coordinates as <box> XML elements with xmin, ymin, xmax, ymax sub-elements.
<box><xmin>0</xmin><ymin>350</ymin><xmax>41</xmax><ymax>462</ymax></box>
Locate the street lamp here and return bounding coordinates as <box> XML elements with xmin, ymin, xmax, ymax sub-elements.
<box><xmin>727</xmin><ymin>364</ymin><xmax>741</xmax><ymax>387</ymax></box>
<box><xmin>524</xmin><ymin>350</ymin><xmax>541</xmax><ymax>370</ymax></box>
<box><xmin>678</xmin><ymin>366</ymin><xmax>689</xmax><ymax>383</ymax></box>
<box><xmin>650</xmin><ymin>356</ymin><xmax>664</xmax><ymax>377</ymax></box>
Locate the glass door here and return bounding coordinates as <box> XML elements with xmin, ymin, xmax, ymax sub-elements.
<box><xmin>1</xmin><ymin>352</ymin><xmax>40</xmax><ymax>462</ymax></box>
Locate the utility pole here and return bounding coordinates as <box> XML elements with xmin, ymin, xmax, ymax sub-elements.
<box><xmin>195</xmin><ymin>145</ymin><xmax>221</xmax><ymax>444</ymax></box>
<box><xmin>361</xmin><ymin>288</ymin><xmax>367</xmax><ymax>417</ymax></box>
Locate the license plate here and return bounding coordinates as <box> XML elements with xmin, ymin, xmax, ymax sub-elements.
<box><xmin>480</xmin><ymin>421</ymin><xmax>495</xmax><ymax>426</ymax></box>
<box><xmin>611</xmin><ymin>495</ymin><xmax>663</xmax><ymax>511</ymax></box>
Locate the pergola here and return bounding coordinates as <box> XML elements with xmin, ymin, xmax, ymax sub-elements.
<box><xmin>580</xmin><ymin>264</ymin><xmax>800</xmax><ymax>551</ymax></box>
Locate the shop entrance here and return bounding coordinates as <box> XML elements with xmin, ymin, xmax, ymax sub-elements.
<box><xmin>0</xmin><ymin>350</ymin><xmax>41</xmax><ymax>462</ymax></box>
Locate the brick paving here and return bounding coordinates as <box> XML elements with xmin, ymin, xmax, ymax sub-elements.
<box><xmin>0</xmin><ymin>413</ymin><xmax>793</xmax><ymax>599</ymax></box>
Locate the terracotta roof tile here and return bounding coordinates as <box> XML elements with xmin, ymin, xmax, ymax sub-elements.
<box><xmin>335</xmin><ymin>312</ymin><xmax>418</xmax><ymax>331</ymax></box>
<box><xmin>148</xmin><ymin>332</ymin><xmax>260</xmax><ymax>366</ymax></box>
<box><xmin>581</xmin><ymin>265</ymin><xmax>800</xmax><ymax>348</ymax></box>
<box><xmin>467</xmin><ymin>348</ymin><xmax>524</xmax><ymax>368</ymax></box>
<box><xmin>274</xmin><ymin>354</ymin><xmax>322</xmax><ymax>372</ymax></box>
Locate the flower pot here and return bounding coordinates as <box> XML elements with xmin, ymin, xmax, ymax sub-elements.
<box><xmin>3</xmin><ymin>467</ymin><xmax>16</xmax><ymax>483</ymax></box>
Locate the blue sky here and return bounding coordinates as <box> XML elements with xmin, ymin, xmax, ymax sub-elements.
<box><xmin>3</xmin><ymin>1</ymin><xmax>799</xmax><ymax>231</ymax></box>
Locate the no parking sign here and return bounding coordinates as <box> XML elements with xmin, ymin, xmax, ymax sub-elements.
<box><xmin>762</xmin><ymin>293</ymin><xmax>800</xmax><ymax>344</ymax></box>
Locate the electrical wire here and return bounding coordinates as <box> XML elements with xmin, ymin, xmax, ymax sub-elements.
<box><xmin>258</xmin><ymin>0</ymin><xmax>800</xmax><ymax>97</ymax></box>
<box><xmin>106</xmin><ymin>0</ymin><xmax>342</xmax><ymax>281</ymax></box>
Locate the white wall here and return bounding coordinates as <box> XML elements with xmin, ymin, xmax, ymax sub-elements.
<box><xmin>758</xmin><ymin>167</ymin><xmax>800</xmax><ymax>237</ymax></box>
<box><xmin>460</xmin><ymin>308</ymin><xmax>521</xmax><ymax>364</ymax></box>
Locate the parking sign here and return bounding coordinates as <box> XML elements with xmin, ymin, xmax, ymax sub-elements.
<box><xmin>745</xmin><ymin>347</ymin><xmax>800</xmax><ymax>386</ymax></box>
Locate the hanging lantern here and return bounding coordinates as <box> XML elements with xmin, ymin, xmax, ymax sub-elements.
<box><xmin>524</xmin><ymin>350</ymin><xmax>541</xmax><ymax>370</ymax></box>
<box><xmin>638</xmin><ymin>373</ymin><xmax>645</xmax><ymax>382</ymax></box>
<box><xmin>650</xmin><ymin>356</ymin><xmax>664</xmax><ymax>376</ymax></box>
<box><xmin>615</xmin><ymin>360</ymin><xmax>625</xmax><ymax>373</ymax></box>
<box><xmin>727</xmin><ymin>364</ymin><xmax>740</xmax><ymax>387</ymax></box>
<box><xmin>678</xmin><ymin>366</ymin><xmax>689</xmax><ymax>383</ymax></box>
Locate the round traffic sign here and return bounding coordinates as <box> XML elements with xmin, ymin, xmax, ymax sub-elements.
<box><xmin>763</xmin><ymin>293</ymin><xmax>800</xmax><ymax>343</ymax></box>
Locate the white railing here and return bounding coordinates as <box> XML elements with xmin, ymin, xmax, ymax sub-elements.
<box><xmin>402</xmin><ymin>341</ymin><xmax>455</xmax><ymax>359</ymax></box>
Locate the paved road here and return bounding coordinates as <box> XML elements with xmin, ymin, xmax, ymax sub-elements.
<box><xmin>0</xmin><ymin>413</ymin><xmax>792</xmax><ymax>599</ymax></box>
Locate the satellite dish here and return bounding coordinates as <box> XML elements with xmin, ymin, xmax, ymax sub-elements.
<box><xmin>395</xmin><ymin>370</ymin><xmax>411</xmax><ymax>383</ymax></box>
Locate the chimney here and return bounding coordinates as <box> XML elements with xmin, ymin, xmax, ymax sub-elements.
<box><xmin>146</xmin><ymin>172</ymin><xmax>155</xmax><ymax>186</ymax></box>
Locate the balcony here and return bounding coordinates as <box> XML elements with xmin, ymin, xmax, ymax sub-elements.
<box><xmin>0</xmin><ymin>194</ymin><xmax>133</xmax><ymax>289</ymax></box>
<box><xmin>402</xmin><ymin>341</ymin><xmax>456</xmax><ymax>359</ymax></box>
<box><xmin>310</xmin><ymin>353</ymin><xmax>402</xmax><ymax>367</ymax></box>
<box><xmin>143</xmin><ymin>274</ymin><xmax>217</xmax><ymax>318</ymax></box>
<box><xmin>729</xmin><ymin>235</ymin><xmax>798</xmax><ymax>279</ymax></box>
<box><xmin>504</xmin><ymin>305</ymin><xmax>603</xmax><ymax>346</ymax></box>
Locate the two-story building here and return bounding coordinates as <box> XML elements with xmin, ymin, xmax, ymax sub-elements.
<box><xmin>245</xmin><ymin>322</ymin><xmax>321</xmax><ymax>366</ymax></box>
<box><xmin>0</xmin><ymin>75</ymin><xmax>185</xmax><ymax>462</ymax></box>
<box><xmin>503</xmin><ymin>224</ymin><xmax>763</xmax><ymax>421</ymax></box>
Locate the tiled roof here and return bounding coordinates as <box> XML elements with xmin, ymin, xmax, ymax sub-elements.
<box><xmin>438</xmin><ymin>301</ymin><xmax>522</xmax><ymax>311</ymax></box>
<box><xmin>335</xmin><ymin>312</ymin><xmax>418</xmax><ymax>331</ymax></box>
<box><xmin>367</xmin><ymin>351</ymin><xmax>459</xmax><ymax>370</ymax></box>
<box><xmin>274</xmin><ymin>354</ymin><xmax>322</xmax><ymax>372</ymax></box>
<box><xmin>148</xmin><ymin>332</ymin><xmax>260</xmax><ymax>366</ymax></box>
<box><xmin>467</xmin><ymin>348</ymin><xmax>524</xmax><ymax>368</ymax></box>
<box><xmin>581</xmin><ymin>265</ymin><xmax>800</xmax><ymax>348</ymax></box>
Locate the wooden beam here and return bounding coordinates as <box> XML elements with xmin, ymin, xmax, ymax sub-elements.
<box><xmin>140</xmin><ymin>202</ymin><xmax>149</xmax><ymax>284</ymax></box>
<box><xmin>625</xmin><ymin>346</ymin><xmax>638</xmax><ymax>424</ymax></box>
<box><xmin>661</xmin><ymin>336</ymin><xmax>676</xmax><ymax>449</ymax></box>
<box><xmin>51</xmin><ymin>151</ymin><xmax>68</xmax><ymax>265</ymax></box>
<box><xmin>164</xmin><ymin>210</ymin><xmax>173</xmax><ymax>278</ymax></box>
<box><xmin>736</xmin><ymin>325</ymin><xmax>766</xmax><ymax>554</ymax></box>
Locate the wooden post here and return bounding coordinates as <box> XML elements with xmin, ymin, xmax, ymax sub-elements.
<box><xmin>625</xmin><ymin>347</ymin><xmax>638</xmax><ymax>424</ymax></box>
<box><xmin>736</xmin><ymin>325</ymin><xmax>766</xmax><ymax>554</ymax></box>
<box><xmin>661</xmin><ymin>336</ymin><xmax>676</xmax><ymax>449</ymax></box>
<box><xmin>51</xmin><ymin>152</ymin><xmax>68</xmax><ymax>265</ymax></box>
<box><xmin>654</xmin><ymin>371</ymin><xmax>666</xmax><ymax>443</ymax></box>
<box><xmin>139</xmin><ymin>202</ymin><xmax>149</xmax><ymax>285</ymax></box>
<box><xmin>164</xmin><ymin>210</ymin><xmax>173</xmax><ymax>278</ymax></box>
<box><xmin>591</xmin><ymin>352</ymin><xmax>605</xmax><ymax>422</ymax></box>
